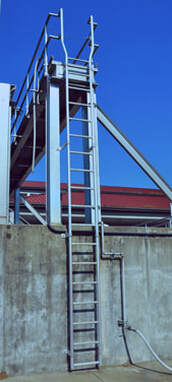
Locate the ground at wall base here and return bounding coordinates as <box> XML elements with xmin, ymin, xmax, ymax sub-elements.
<box><xmin>3</xmin><ymin>361</ymin><xmax>172</xmax><ymax>381</ymax></box>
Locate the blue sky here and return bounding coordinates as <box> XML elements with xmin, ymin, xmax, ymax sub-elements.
<box><xmin>1</xmin><ymin>0</ymin><xmax>172</xmax><ymax>189</ymax></box>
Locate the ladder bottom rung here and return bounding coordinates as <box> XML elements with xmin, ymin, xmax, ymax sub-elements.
<box><xmin>73</xmin><ymin>361</ymin><xmax>99</xmax><ymax>367</ymax></box>
<box><xmin>72</xmin><ymin>242</ymin><xmax>96</xmax><ymax>246</ymax></box>
<box><xmin>72</xmin><ymin>223</ymin><xmax>96</xmax><ymax>226</ymax></box>
<box><xmin>72</xmin><ymin>262</ymin><xmax>97</xmax><ymax>265</ymax></box>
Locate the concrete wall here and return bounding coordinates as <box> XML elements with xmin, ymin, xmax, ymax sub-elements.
<box><xmin>101</xmin><ymin>227</ymin><xmax>172</xmax><ymax>367</ymax></box>
<box><xmin>0</xmin><ymin>225</ymin><xmax>172</xmax><ymax>376</ymax></box>
<box><xmin>0</xmin><ymin>225</ymin><xmax>67</xmax><ymax>376</ymax></box>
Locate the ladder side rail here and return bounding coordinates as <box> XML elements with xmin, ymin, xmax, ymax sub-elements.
<box><xmin>59</xmin><ymin>7</ymin><xmax>74</xmax><ymax>370</ymax></box>
<box><xmin>88</xmin><ymin>15</ymin><xmax>96</xmax><ymax>225</ymax></box>
<box><xmin>88</xmin><ymin>15</ymin><xmax>102</xmax><ymax>366</ymax></box>
<box><xmin>92</xmin><ymin>92</ymin><xmax>102</xmax><ymax>366</ymax></box>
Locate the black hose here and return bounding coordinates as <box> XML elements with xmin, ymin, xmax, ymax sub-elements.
<box><xmin>119</xmin><ymin>258</ymin><xmax>133</xmax><ymax>364</ymax></box>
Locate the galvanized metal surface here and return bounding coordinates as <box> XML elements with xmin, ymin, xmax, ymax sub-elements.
<box><xmin>0</xmin><ymin>83</ymin><xmax>11</xmax><ymax>224</ymax></box>
<box><xmin>46</xmin><ymin>83</ymin><xmax>61</xmax><ymax>225</ymax></box>
<box><xmin>59</xmin><ymin>9</ymin><xmax>101</xmax><ymax>370</ymax></box>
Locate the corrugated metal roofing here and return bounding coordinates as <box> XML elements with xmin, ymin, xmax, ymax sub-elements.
<box><xmin>19</xmin><ymin>181</ymin><xmax>170</xmax><ymax>211</ymax></box>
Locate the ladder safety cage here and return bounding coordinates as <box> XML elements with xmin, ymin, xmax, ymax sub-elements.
<box><xmin>59</xmin><ymin>9</ymin><xmax>102</xmax><ymax>371</ymax></box>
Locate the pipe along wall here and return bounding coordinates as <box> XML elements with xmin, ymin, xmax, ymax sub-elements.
<box><xmin>0</xmin><ymin>224</ymin><xmax>172</xmax><ymax>376</ymax></box>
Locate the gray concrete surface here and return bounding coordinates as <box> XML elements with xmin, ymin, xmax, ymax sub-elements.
<box><xmin>0</xmin><ymin>225</ymin><xmax>172</xmax><ymax>376</ymax></box>
<box><xmin>5</xmin><ymin>361</ymin><xmax>172</xmax><ymax>381</ymax></box>
<box><xmin>0</xmin><ymin>225</ymin><xmax>67</xmax><ymax>376</ymax></box>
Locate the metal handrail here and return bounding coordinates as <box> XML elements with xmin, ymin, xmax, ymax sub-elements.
<box><xmin>15</xmin><ymin>12</ymin><xmax>59</xmax><ymax>106</ymax></box>
<box><xmin>11</xmin><ymin>12</ymin><xmax>60</xmax><ymax>135</ymax></box>
<box><xmin>11</xmin><ymin>8</ymin><xmax>99</xmax><ymax>138</ymax></box>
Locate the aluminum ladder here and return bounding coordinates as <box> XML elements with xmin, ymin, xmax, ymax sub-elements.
<box><xmin>60</xmin><ymin>10</ymin><xmax>101</xmax><ymax>370</ymax></box>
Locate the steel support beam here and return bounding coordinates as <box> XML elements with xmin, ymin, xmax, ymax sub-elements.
<box><xmin>21</xmin><ymin>196</ymin><xmax>46</xmax><ymax>225</ymax></box>
<box><xmin>93</xmin><ymin>95</ymin><xmax>101</xmax><ymax>223</ymax></box>
<box><xmin>82</xmin><ymin>93</ymin><xmax>101</xmax><ymax>224</ymax></box>
<box><xmin>46</xmin><ymin>81</ymin><xmax>61</xmax><ymax>224</ymax></box>
<box><xmin>97</xmin><ymin>105</ymin><xmax>172</xmax><ymax>202</ymax></box>
<box><xmin>82</xmin><ymin>103</ymin><xmax>92</xmax><ymax>223</ymax></box>
<box><xmin>14</xmin><ymin>188</ymin><xmax>20</xmax><ymax>224</ymax></box>
<box><xmin>0</xmin><ymin>83</ymin><xmax>11</xmax><ymax>224</ymax></box>
<box><xmin>170</xmin><ymin>203</ymin><xmax>172</xmax><ymax>228</ymax></box>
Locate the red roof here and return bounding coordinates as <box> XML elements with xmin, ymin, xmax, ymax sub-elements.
<box><xmin>18</xmin><ymin>181</ymin><xmax>171</xmax><ymax>211</ymax></box>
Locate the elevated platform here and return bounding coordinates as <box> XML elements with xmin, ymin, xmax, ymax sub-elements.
<box><xmin>10</xmin><ymin>60</ymin><xmax>97</xmax><ymax>194</ymax></box>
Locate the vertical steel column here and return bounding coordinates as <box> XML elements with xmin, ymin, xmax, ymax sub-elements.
<box><xmin>93</xmin><ymin>93</ymin><xmax>101</xmax><ymax>223</ymax></box>
<box><xmin>14</xmin><ymin>188</ymin><xmax>20</xmax><ymax>224</ymax></box>
<box><xmin>82</xmin><ymin>104</ymin><xmax>91</xmax><ymax>223</ymax></box>
<box><xmin>46</xmin><ymin>81</ymin><xmax>61</xmax><ymax>224</ymax></box>
<box><xmin>84</xmin><ymin>92</ymin><xmax>101</xmax><ymax>224</ymax></box>
<box><xmin>170</xmin><ymin>203</ymin><xmax>172</xmax><ymax>228</ymax></box>
<box><xmin>0</xmin><ymin>83</ymin><xmax>11</xmax><ymax>224</ymax></box>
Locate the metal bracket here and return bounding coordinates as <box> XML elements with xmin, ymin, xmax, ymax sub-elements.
<box><xmin>100</xmin><ymin>221</ymin><xmax>124</xmax><ymax>260</ymax></box>
<box><xmin>61</xmin><ymin>233</ymin><xmax>68</xmax><ymax>238</ymax></box>
<box><xmin>57</xmin><ymin>141</ymin><xmax>68</xmax><ymax>152</ymax></box>
<box><xmin>63</xmin><ymin>348</ymin><xmax>71</xmax><ymax>356</ymax></box>
<box><xmin>103</xmin><ymin>253</ymin><xmax>124</xmax><ymax>261</ymax></box>
<box><xmin>117</xmin><ymin>320</ymin><xmax>129</xmax><ymax>329</ymax></box>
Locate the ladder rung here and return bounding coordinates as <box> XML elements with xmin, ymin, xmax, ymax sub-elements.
<box><xmin>68</xmin><ymin>71</ymin><xmax>89</xmax><ymax>77</ymax></box>
<box><xmin>69</xmin><ymin>86</ymin><xmax>89</xmax><ymax>92</ymax></box>
<box><xmin>72</xmin><ymin>242</ymin><xmax>96</xmax><ymax>246</ymax></box>
<box><xmin>73</xmin><ymin>301</ymin><xmax>98</xmax><ymax>305</ymax></box>
<box><xmin>74</xmin><ymin>341</ymin><xmax>99</xmax><ymax>346</ymax></box>
<box><xmin>73</xmin><ymin>321</ymin><xmax>98</xmax><ymax>325</ymax></box>
<box><xmin>71</xmin><ymin>168</ymin><xmax>93</xmax><ymax>173</ymax></box>
<box><xmin>70</xmin><ymin>150</ymin><xmax>92</xmax><ymax>155</ymax></box>
<box><xmin>68</xmin><ymin>62</ymin><xmax>89</xmax><ymax>67</ymax></box>
<box><xmin>69</xmin><ymin>117</ymin><xmax>91</xmax><ymax>122</ymax></box>
<box><xmin>71</xmin><ymin>204</ymin><xmax>95</xmax><ymax>208</ymax></box>
<box><xmin>70</xmin><ymin>133</ymin><xmax>93</xmax><ymax>139</ymax></box>
<box><xmin>71</xmin><ymin>222</ymin><xmax>96</xmax><ymax>226</ymax></box>
<box><xmin>68</xmin><ymin>57</ymin><xmax>89</xmax><ymax>63</ymax></box>
<box><xmin>72</xmin><ymin>281</ymin><xmax>97</xmax><ymax>285</ymax></box>
<box><xmin>72</xmin><ymin>262</ymin><xmax>97</xmax><ymax>265</ymax></box>
<box><xmin>71</xmin><ymin>186</ymin><xmax>95</xmax><ymax>190</ymax></box>
<box><xmin>69</xmin><ymin>101</ymin><xmax>91</xmax><ymax>107</ymax></box>
<box><xmin>73</xmin><ymin>361</ymin><xmax>99</xmax><ymax>367</ymax></box>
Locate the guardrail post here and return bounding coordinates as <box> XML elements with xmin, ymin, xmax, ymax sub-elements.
<box><xmin>0</xmin><ymin>83</ymin><xmax>11</xmax><ymax>224</ymax></box>
<box><xmin>46</xmin><ymin>80</ymin><xmax>61</xmax><ymax>224</ymax></box>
